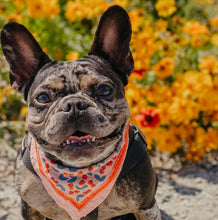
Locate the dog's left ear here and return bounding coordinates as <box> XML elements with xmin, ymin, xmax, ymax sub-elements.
<box><xmin>89</xmin><ymin>5</ymin><xmax>134</xmax><ymax>86</ymax></box>
<box><xmin>0</xmin><ymin>22</ymin><xmax>51</xmax><ymax>96</ymax></box>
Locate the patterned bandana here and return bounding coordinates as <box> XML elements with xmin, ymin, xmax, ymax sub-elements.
<box><xmin>30</xmin><ymin>124</ymin><xmax>129</xmax><ymax>220</ymax></box>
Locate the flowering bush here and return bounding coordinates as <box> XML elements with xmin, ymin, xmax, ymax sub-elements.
<box><xmin>0</xmin><ymin>0</ymin><xmax>217</xmax><ymax>162</ymax></box>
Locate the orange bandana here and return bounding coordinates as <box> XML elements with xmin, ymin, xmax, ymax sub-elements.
<box><xmin>30</xmin><ymin>124</ymin><xmax>129</xmax><ymax>220</ymax></box>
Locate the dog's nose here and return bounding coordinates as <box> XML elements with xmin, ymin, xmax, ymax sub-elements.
<box><xmin>76</xmin><ymin>101</ymin><xmax>89</xmax><ymax>111</ymax></box>
<box><xmin>62</xmin><ymin>101</ymin><xmax>89</xmax><ymax>112</ymax></box>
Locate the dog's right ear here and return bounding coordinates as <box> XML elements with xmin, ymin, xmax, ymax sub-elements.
<box><xmin>89</xmin><ymin>5</ymin><xmax>134</xmax><ymax>86</ymax></box>
<box><xmin>0</xmin><ymin>22</ymin><xmax>51</xmax><ymax>96</ymax></box>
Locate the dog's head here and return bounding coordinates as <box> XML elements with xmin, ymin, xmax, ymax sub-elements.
<box><xmin>1</xmin><ymin>5</ymin><xmax>134</xmax><ymax>167</ymax></box>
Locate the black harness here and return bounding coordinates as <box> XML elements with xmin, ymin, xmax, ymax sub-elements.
<box><xmin>21</xmin><ymin>124</ymin><xmax>147</xmax><ymax>178</ymax></box>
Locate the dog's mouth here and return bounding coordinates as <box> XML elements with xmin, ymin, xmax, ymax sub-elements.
<box><xmin>61</xmin><ymin>124</ymin><xmax>125</xmax><ymax>150</ymax></box>
<box><xmin>62</xmin><ymin>131</ymin><xmax>96</xmax><ymax>148</ymax></box>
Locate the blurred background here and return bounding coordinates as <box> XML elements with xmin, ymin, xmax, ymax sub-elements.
<box><xmin>0</xmin><ymin>0</ymin><xmax>218</xmax><ymax>164</ymax></box>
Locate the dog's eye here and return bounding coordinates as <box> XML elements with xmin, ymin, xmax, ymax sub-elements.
<box><xmin>97</xmin><ymin>86</ymin><xmax>113</xmax><ymax>97</ymax></box>
<box><xmin>36</xmin><ymin>94</ymin><xmax>51</xmax><ymax>104</ymax></box>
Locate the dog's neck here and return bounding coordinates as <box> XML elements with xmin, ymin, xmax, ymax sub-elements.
<box><xmin>28</xmin><ymin>124</ymin><xmax>132</xmax><ymax>169</ymax></box>
<box><xmin>43</xmin><ymin>142</ymin><xmax>118</xmax><ymax>168</ymax></box>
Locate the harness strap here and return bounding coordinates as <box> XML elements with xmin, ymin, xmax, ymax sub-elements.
<box><xmin>21</xmin><ymin>124</ymin><xmax>147</xmax><ymax>178</ymax></box>
<box><xmin>119</xmin><ymin>124</ymin><xmax>147</xmax><ymax>177</ymax></box>
<box><xmin>21</xmin><ymin>133</ymin><xmax>38</xmax><ymax>176</ymax></box>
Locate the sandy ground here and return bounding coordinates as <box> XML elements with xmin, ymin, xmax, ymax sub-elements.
<box><xmin>0</xmin><ymin>142</ymin><xmax>218</xmax><ymax>220</ymax></box>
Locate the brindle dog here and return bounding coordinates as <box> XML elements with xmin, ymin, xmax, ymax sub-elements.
<box><xmin>1</xmin><ymin>5</ymin><xmax>161</xmax><ymax>220</ymax></box>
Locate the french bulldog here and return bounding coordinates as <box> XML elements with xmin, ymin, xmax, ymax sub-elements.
<box><xmin>1</xmin><ymin>5</ymin><xmax>161</xmax><ymax>220</ymax></box>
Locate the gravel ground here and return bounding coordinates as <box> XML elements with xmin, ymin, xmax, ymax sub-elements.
<box><xmin>0</xmin><ymin>142</ymin><xmax>218</xmax><ymax>220</ymax></box>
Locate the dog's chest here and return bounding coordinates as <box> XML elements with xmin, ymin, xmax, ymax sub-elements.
<box><xmin>16</xmin><ymin>156</ymin><xmax>140</xmax><ymax>220</ymax></box>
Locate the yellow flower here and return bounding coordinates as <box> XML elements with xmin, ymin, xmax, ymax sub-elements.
<box><xmin>66</xmin><ymin>51</ymin><xmax>80</xmax><ymax>61</ymax></box>
<box><xmin>155</xmin><ymin>0</ymin><xmax>177</xmax><ymax>17</ymax></box>
<box><xmin>125</xmin><ymin>81</ymin><xmax>146</xmax><ymax>117</ymax></box>
<box><xmin>199</xmin><ymin>87</ymin><xmax>218</xmax><ymax>111</ymax></box>
<box><xmin>25</xmin><ymin>0</ymin><xmax>46</xmax><ymax>18</ymax></box>
<box><xmin>7</xmin><ymin>12</ymin><xmax>23</xmax><ymax>23</ymax></box>
<box><xmin>209</xmin><ymin>16</ymin><xmax>218</xmax><ymax>27</ymax></box>
<box><xmin>13</xmin><ymin>0</ymin><xmax>25</xmax><ymax>10</ymax></box>
<box><xmin>168</xmin><ymin>97</ymin><xmax>199</xmax><ymax>124</ymax></box>
<box><xmin>191</xmin><ymin>34</ymin><xmax>209</xmax><ymax>47</ymax></box>
<box><xmin>47</xmin><ymin>0</ymin><xmax>60</xmax><ymax>18</ymax></box>
<box><xmin>157</xmin><ymin>103</ymin><xmax>170</xmax><ymax>125</ymax></box>
<box><xmin>196</xmin><ymin>127</ymin><xmax>218</xmax><ymax>152</ymax></box>
<box><xmin>172</xmin><ymin>70</ymin><xmax>216</xmax><ymax>113</ymax></box>
<box><xmin>152</xmin><ymin>57</ymin><xmax>175</xmax><ymax>79</ymax></box>
<box><xmin>141</xmin><ymin>126</ymin><xmax>160</xmax><ymax>150</ymax></box>
<box><xmin>2</xmin><ymin>86</ymin><xmax>14</xmax><ymax>97</ymax></box>
<box><xmin>65</xmin><ymin>0</ymin><xmax>108</xmax><ymax>21</ymax></box>
<box><xmin>156</xmin><ymin>36</ymin><xmax>181</xmax><ymax>57</ymax></box>
<box><xmin>65</xmin><ymin>0</ymin><xmax>86</xmax><ymax>21</ymax></box>
<box><xmin>146</xmin><ymin>84</ymin><xmax>172</xmax><ymax>105</ymax></box>
<box><xmin>211</xmin><ymin>34</ymin><xmax>218</xmax><ymax>46</ymax></box>
<box><xmin>183</xmin><ymin>21</ymin><xmax>208</xmax><ymax>35</ymax></box>
<box><xmin>154</xmin><ymin>19</ymin><xmax>168</xmax><ymax>32</ymax></box>
<box><xmin>131</xmin><ymin>27</ymin><xmax>157</xmax><ymax>71</ymax></box>
<box><xmin>26</xmin><ymin>0</ymin><xmax>60</xmax><ymax>18</ymax></box>
<box><xmin>20</xmin><ymin>106</ymin><xmax>28</xmax><ymax>117</ymax></box>
<box><xmin>187</xmin><ymin>144</ymin><xmax>205</xmax><ymax>163</ymax></box>
<box><xmin>194</xmin><ymin>0</ymin><xmax>214</xmax><ymax>4</ymax></box>
<box><xmin>155</xmin><ymin>127</ymin><xmax>181</xmax><ymax>153</ymax></box>
<box><xmin>174</xmin><ymin>124</ymin><xmax>195</xmax><ymax>141</ymax></box>
<box><xmin>0</xmin><ymin>89</ymin><xmax>3</xmax><ymax>106</ymax></box>
<box><xmin>128</xmin><ymin>9</ymin><xmax>144</xmax><ymax>32</ymax></box>
<box><xmin>112</xmin><ymin>0</ymin><xmax>129</xmax><ymax>8</ymax></box>
<box><xmin>198</xmin><ymin>55</ymin><xmax>217</xmax><ymax>74</ymax></box>
<box><xmin>173</xmin><ymin>71</ymin><xmax>212</xmax><ymax>99</ymax></box>
<box><xmin>83</xmin><ymin>0</ymin><xmax>108</xmax><ymax>18</ymax></box>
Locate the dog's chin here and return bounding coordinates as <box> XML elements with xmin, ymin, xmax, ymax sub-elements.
<box><xmin>42</xmin><ymin>123</ymin><xmax>126</xmax><ymax>168</ymax></box>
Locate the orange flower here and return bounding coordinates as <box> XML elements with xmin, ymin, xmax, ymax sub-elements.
<box><xmin>195</xmin><ymin>0</ymin><xmax>214</xmax><ymax>4</ymax></box>
<box><xmin>155</xmin><ymin>0</ymin><xmax>177</xmax><ymax>17</ymax></box>
<box><xmin>66</xmin><ymin>51</ymin><xmax>80</xmax><ymax>61</ymax></box>
<box><xmin>54</xmin><ymin>51</ymin><xmax>62</xmax><ymax>58</ymax></box>
<box><xmin>13</xmin><ymin>0</ymin><xmax>24</xmax><ymax>10</ymax></box>
<box><xmin>65</xmin><ymin>0</ymin><xmax>108</xmax><ymax>21</ymax></box>
<box><xmin>198</xmin><ymin>55</ymin><xmax>217</xmax><ymax>74</ymax></box>
<box><xmin>209</xmin><ymin>16</ymin><xmax>218</xmax><ymax>27</ymax></box>
<box><xmin>190</xmin><ymin>34</ymin><xmax>209</xmax><ymax>47</ymax></box>
<box><xmin>26</xmin><ymin>0</ymin><xmax>60</xmax><ymax>18</ymax></box>
<box><xmin>152</xmin><ymin>57</ymin><xmax>175</xmax><ymax>79</ymax></box>
<box><xmin>183</xmin><ymin>21</ymin><xmax>208</xmax><ymax>35</ymax></box>
<box><xmin>155</xmin><ymin>19</ymin><xmax>168</xmax><ymax>32</ymax></box>
<box><xmin>168</xmin><ymin>97</ymin><xmax>200</xmax><ymax>124</ymax></box>
<box><xmin>128</xmin><ymin>9</ymin><xmax>144</xmax><ymax>32</ymax></box>
<box><xmin>211</xmin><ymin>34</ymin><xmax>218</xmax><ymax>46</ymax></box>
<box><xmin>155</xmin><ymin>127</ymin><xmax>181</xmax><ymax>153</ymax></box>
<box><xmin>112</xmin><ymin>0</ymin><xmax>129</xmax><ymax>8</ymax></box>
<box><xmin>65</xmin><ymin>1</ymin><xmax>86</xmax><ymax>21</ymax></box>
<box><xmin>7</xmin><ymin>12</ymin><xmax>23</xmax><ymax>23</ymax></box>
<box><xmin>20</xmin><ymin>106</ymin><xmax>28</xmax><ymax>117</ymax></box>
<box><xmin>2</xmin><ymin>86</ymin><xmax>14</xmax><ymax>97</ymax></box>
<box><xmin>131</xmin><ymin>27</ymin><xmax>157</xmax><ymax>71</ymax></box>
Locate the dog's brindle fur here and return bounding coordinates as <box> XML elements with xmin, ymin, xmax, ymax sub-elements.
<box><xmin>1</xmin><ymin>5</ymin><xmax>161</xmax><ymax>220</ymax></box>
